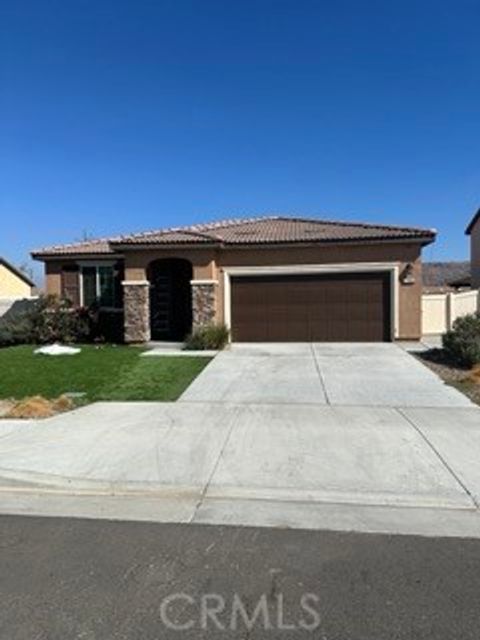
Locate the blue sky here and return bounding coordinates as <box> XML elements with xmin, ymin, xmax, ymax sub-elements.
<box><xmin>1</xmin><ymin>0</ymin><xmax>479</xmax><ymax>282</ymax></box>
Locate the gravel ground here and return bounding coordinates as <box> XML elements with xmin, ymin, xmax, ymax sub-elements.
<box><xmin>415</xmin><ymin>349</ymin><xmax>480</xmax><ymax>406</ymax></box>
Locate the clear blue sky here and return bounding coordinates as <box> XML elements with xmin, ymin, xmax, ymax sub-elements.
<box><xmin>1</xmin><ymin>0</ymin><xmax>479</xmax><ymax>282</ymax></box>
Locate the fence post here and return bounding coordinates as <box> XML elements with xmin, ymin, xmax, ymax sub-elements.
<box><xmin>446</xmin><ymin>292</ymin><xmax>454</xmax><ymax>331</ymax></box>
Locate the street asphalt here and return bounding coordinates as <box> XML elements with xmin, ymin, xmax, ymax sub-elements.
<box><xmin>0</xmin><ymin>514</ymin><xmax>480</xmax><ymax>639</ymax></box>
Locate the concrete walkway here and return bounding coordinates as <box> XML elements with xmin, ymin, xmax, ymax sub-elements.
<box><xmin>0</xmin><ymin>343</ymin><xmax>479</xmax><ymax>538</ymax></box>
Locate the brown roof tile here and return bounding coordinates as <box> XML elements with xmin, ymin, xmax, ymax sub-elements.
<box><xmin>31</xmin><ymin>238</ymin><xmax>115</xmax><ymax>257</ymax></box>
<box><xmin>111</xmin><ymin>216</ymin><xmax>436</xmax><ymax>246</ymax></box>
<box><xmin>32</xmin><ymin>215</ymin><xmax>436</xmax><ymax>257</ymax></box>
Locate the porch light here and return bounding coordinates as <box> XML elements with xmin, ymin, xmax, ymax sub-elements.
<box><xmin>400</xmin><ymin>263</ymin><xmax>415</xmax><ymax>285</ymax></box>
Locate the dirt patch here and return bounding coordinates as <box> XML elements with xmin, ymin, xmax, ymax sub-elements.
<box><xmin>0</xmin><ymin>400</ymin><xmax>14</xmax><ymax>418</ymax></box>
<box><xmin>415</xmin><ymin>349</ymin><xmax>480</xmax><ymax>406</ymax></box>
<box><xmin>467</xmin><ymin>365</ymin><xmax>480</xmax><ymax>385</ymax></box>
<box><xmin>4</xmin><ymin>395</ymin><xmax>74</xmax><ymax>419</ymax></box>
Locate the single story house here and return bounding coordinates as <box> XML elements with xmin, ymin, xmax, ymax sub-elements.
<box><xmin>32</xmin><ymin>216</ymin><xmax>436</xmax><ymax>343</ymax></box>
<box><xmin>466</xmin><ymin>208</ymin><xmax>480</xmax><ymax>289</ymax></box>
<box><xmin>0</xmin><ymin>257</ymin><xmax>34</xmax><ymax>300</ymax></box>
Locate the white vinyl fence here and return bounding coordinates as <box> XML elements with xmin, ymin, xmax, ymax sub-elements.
<box><xmin>422</xmin><ymin>289</ymin><xmax>480</xmax><ymax>335</ymax></box>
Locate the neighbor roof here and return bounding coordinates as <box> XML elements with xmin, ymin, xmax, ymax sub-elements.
<box><xmin>32</xmin><ymin>215</ymin><xmax>436</xmax><ymax>258</ymax></box>
<box><xmin>423</xmin><ymin>261</ymin><xmax>471</xmax><ymax>289</ymax></box>
<box><xmin>466</xmin><ymin>208</ymin><xmax>480</xmax><ymax>235</ymax></box>
<box><xmin>0</xmin><ymin>257</ymin><xmax>35</xmax><ymax>287</ymax></box>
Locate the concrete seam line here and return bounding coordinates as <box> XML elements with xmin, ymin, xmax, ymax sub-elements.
<box><xmin>310</xmin><ymin>344</ymin><xmax>331</xmax><ymax>405</ymax></box>
<box><xmin>189</xmin><ymin>407</ymin><xmax>240</xmax><ymax>523</ymax></box>
<box><xmin>396</xmin><ymin>407</ymin><xmax>480</xmax><ymax>509</ymax></box>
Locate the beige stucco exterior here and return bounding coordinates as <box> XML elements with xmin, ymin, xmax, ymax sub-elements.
<box><xmin>43</xmin><ymin>239</ymin><xmax>426</xmax><ymax>341</ymax></box>
<box><xmin>0</xmin><ymin>263</ymin><xmax>32</xmax><ymax>298</ymax></box>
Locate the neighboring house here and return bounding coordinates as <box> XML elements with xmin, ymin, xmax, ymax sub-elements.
<box><xmin>422</xmin><ymin>261</ymin><xmax>471</xmax><ymax>294</ymax></box>
<box><xmin>31</xmin><ymin>216</ymin><xmax>436</xmax><ymax>343</ymax></box>
<box><xmin>0</xmin><ymin>257</ymin><xmax>34</xmax><ymax>299</ymax></box>
<box><xmin>466</xmin><ymin>208</ymin><xmax>480</xmax><ymax>289</ymax></box>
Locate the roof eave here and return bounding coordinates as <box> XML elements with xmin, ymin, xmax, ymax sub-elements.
<box><xmin>31</xmin><ymin>252</ymin><xmax>122</xmax><ymax>261</ymax></box>
<box><xmin>0</xmin><ymin>258</ymin><xmax>35</xmax><ymax>287</ymax></box>
<box><xmin>225</xmin><ymin>235</ymin><xmax>435</xmax><ymax>248</ymax></box>
<box><xmin>107</xmin><ymin>235</ymin><xmax>436</xmax><ymax>251</ymax></box>
<box><xmin>466</xmin><ymin>209</ymin><xmax>480</xmax><ymax>235</ymax></box>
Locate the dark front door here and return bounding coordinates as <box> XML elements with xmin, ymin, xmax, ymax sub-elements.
<box><xmin>230</xmin><ymin>272</ymin><xmax>392</xmax><ymax>342</ymax></box>
<box><xmin>149</xmin><ymin>259</ymin><xmax>193</xmax><ymax>340</ymax></box>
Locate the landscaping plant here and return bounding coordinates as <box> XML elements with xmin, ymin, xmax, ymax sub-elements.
<box><xmin>0</xmin><ymin>295</ymin><xmax>91</xmax><ymax>347</ymax></box>
<box><xmin>184</xmin><ymin>323</ymin><xmax>229</xmax><ymax>350</ymax></box>
<box><xmin>443</xmin><ymin>312</ymin><xmax>480</xmax><ymax>368</ymax></box>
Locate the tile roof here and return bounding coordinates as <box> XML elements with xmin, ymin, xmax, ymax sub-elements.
<box><xmin>423</xmin><ymin>261</ymin><xmax>471</xmax><ymax>288</ymax></box>
<box><xmin>32</xmin><ymin>215</ymin><xmax>436</xmax><ymax>257</ymax></box>
<box><xmin>31</xmin><ymin>238</ymin><xmax>115</xmax><ymax>257</ymax></box>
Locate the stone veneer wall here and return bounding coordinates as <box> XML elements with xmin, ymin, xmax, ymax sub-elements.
<box><xmin>123</xmin><ymin>281</ymin><xmax>151</xmax><ymax>343</ymax></box>
<box><xmin>191</xmin><ymin>282</ymin><xmax>217</xmax><ymax>328</ymax></box>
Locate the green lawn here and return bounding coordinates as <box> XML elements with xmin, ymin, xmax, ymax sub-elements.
<box><xmin>0</xmin><ymin>345</ymin><xmax>211</xmax><ymax>402</ymax></box>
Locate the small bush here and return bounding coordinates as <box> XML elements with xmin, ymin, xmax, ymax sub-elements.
<box><xmin>184</xmin><ymin>324</ymin><xmax>229</xmax><ymax>350</ymax></box>
<box><xmin>443</xmin><ymin>313</ymin><xmax>480</xmax><ymax>367</ymax></box>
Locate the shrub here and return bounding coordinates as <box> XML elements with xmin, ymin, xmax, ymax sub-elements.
<box><xmin>0</xmin><ymin>313</ymin><xmax>33</xmax><ymax>347</ymax></box>
<box><xmin>28</xmin><ymin>296</ymin><xmax>91</xmax><ymax>344</ymax></box>
<box><xmin>184</xmin><ymin>323</ymin><xmax>229</xmax><ymax>350</ymax></box>
<box><xmin>0</xmin><ymin>295</ymin><xmax>91</xmax><ymax>347</ymax></box>
<box><xmin>443</xmin><ymin>313</ymin><xmax>480</xmax><ymax>367</ymax></box>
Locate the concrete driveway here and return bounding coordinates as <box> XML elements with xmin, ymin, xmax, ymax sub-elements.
<box><xmin>0</xmin><ymin>343</ymin><xmax>479</xmax><ymax>538</ymax></box>
<box><xmin>181</xmin><ymin>343</ymin><xmax>473</xmax><ymax>407</ymax></box>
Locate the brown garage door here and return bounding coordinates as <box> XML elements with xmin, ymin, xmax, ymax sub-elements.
<box><xmin>230</xmin><ymin>272</ymin><xmax>392</xmax><ymax>342</ymax></box>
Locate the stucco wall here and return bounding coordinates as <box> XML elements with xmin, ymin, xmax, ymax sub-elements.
<box><xmin>123</xmin><ymin>248</ymin><xmax>216</xmax><ymax>281</ymax></box>
<box><xmin>215</xmin><ymin>242</ymin><xmax>424</xmax><ymax>340</ymax></box>
<box><xmin>0</xmin><ymin>264</ymin><xmax>32</xmax><ymax>298</ymax></box>
<box><xmin>471</xmin><ymin>223</ymin><xmax>480</xmax><ymax>289</ymax></box>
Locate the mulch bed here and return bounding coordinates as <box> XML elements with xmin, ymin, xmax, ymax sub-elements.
<box><xmin>415</xmin><ymin>349</ymin><xmax>480</xmax><ymax>407</ymax></box>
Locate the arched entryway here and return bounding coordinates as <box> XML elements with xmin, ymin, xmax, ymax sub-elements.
<box><xmin>148</xmin><ymin>258</ymin><xmax>193</xmax><ymax>341</ymax></box>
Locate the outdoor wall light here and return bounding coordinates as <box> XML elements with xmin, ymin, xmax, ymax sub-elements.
<box><xmin>400</xmin><ymin>263</ymin><xmax>415</xmax><ymax>285</ymax></box>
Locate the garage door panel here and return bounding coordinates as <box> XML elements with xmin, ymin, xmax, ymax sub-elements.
<box><xmin>230</xmin><ymin>272</ymin><xmax>392</xmax><ymax>343</ymax></box>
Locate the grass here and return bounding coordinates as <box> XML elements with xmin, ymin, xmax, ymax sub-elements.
<box><xmin>0</xmin><ymin>345</ymin><xmax>211</xmax><ymax>403</ymax></box>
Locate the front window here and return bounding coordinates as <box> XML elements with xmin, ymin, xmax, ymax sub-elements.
<box><xmin>81</xmin><ymin>264</ymin><xmax>118</xmax><ymax>307</ymax></box>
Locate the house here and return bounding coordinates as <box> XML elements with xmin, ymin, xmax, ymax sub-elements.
<box><xmin>466</xmin><ymin>208</ymin><xmax>480</xmax><ymax>289</ymax></box>
<box><xmin>0</xmin><ymin>257</ymin><xmax>34</xmax><ymax>300</ymax></box>
<box><xmin>32</xmin><ymin>216</ymin><xmax>436</xmax><ymax>343</ymax></box>
<box><xmin>422</xmin><ymin>261</ymin><xmax>471</xmax><ymax>294</ymax></box>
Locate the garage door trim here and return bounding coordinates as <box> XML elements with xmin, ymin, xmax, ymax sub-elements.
<box><xmin>223</xmin><ymin>262</ymin><xmax>399</xmax><ymax>341</ymax></box>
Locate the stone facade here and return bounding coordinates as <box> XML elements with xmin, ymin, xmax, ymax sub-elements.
<box><xmin>191</xmin><ymin>282</ymin><xmax>217</xmax><ymax>328</ymax></box>
<box><xmin>123</xmin><ymin>281</ymin><xmax>151</xmax><ymax>343</ymax></box>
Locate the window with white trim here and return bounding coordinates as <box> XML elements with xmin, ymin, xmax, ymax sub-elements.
<box><xmin>80</xmin><ymin>264</ymin><xmax>117</xmax><ymax>307</ymax></box>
